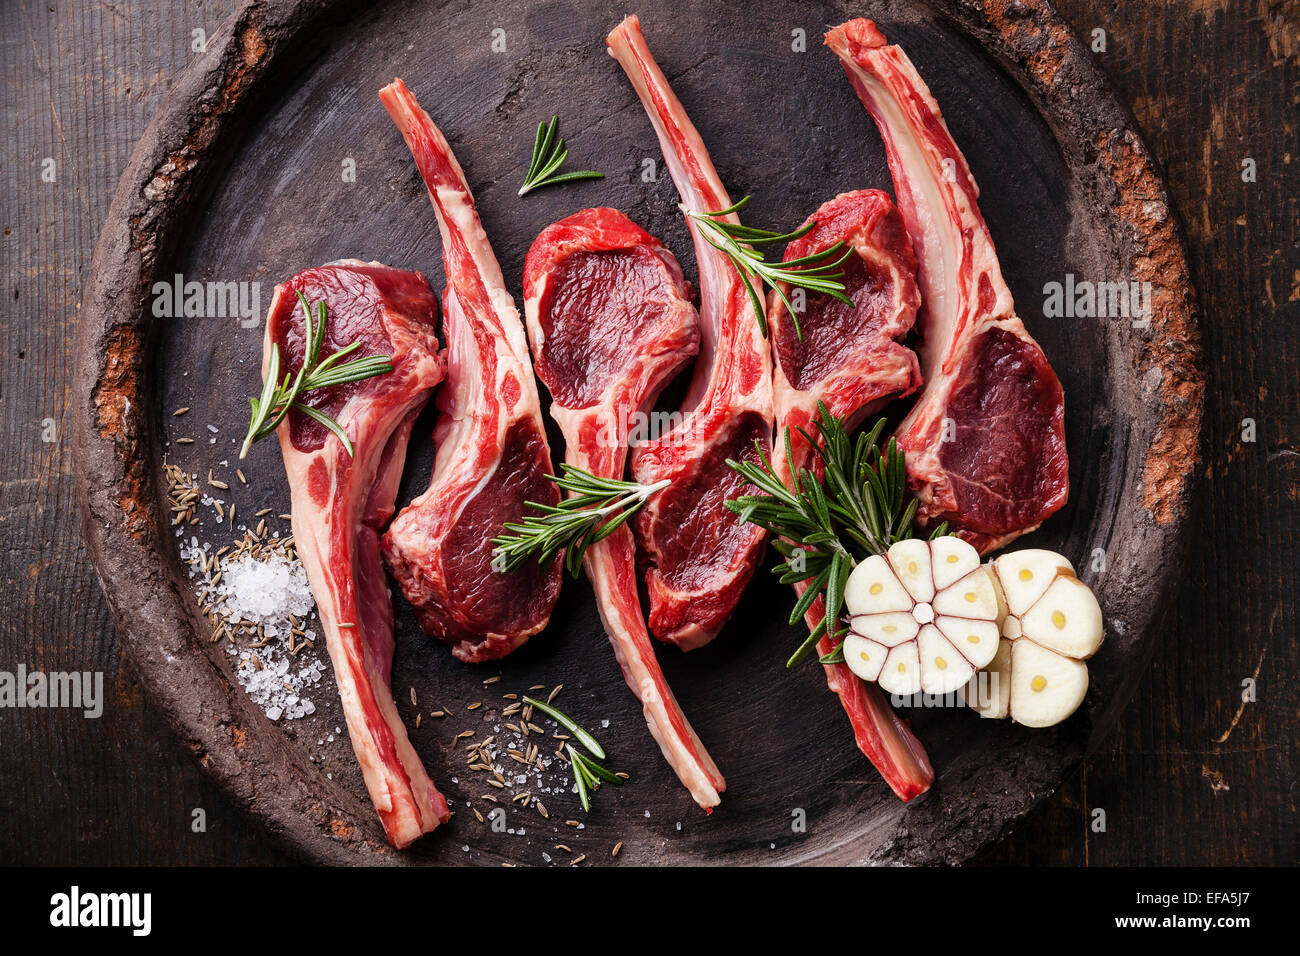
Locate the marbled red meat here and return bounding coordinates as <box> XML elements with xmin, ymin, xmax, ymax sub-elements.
<box><xmin>826</xmin><ymin>19</ymin><xmax>1068</xmax><ymax>553</ymax></box>
<box><xmin>766</xmin><ymin>189</ymin><xmax>933</xmax><ymax>801</ymax></box>
<box><xmin>377</xmin><ymin>79</ymin><xmax>563</xmax><ymax>662</ymax></box>
<box><xmin>524</xmin><ymin>206</ymin><xmax>725</xmax><ymax>809</ymax></box>
<box><xmin>608</xmin><ymin>15</ymin><xmax>774</xmax><ymax>650</ymax></box>
<box><xmin>267</xmin><ymin>260</ymin><xmax>450</xmax><ymax>847</ymax></box>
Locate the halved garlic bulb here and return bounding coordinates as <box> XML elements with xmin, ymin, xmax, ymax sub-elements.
<box><xmin>843</xmin><ymin>536</ymin><xmax>1002</xmax><ymax>696</ymax></box>
<box><xmin>966</xmin><ymin>550</ymin><xmax>1104</xmax><ymax>727</ymax></box>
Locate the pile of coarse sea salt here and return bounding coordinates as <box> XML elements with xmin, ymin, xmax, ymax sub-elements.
<box><xmin>179</xmin><ymin>533</ymin><xmax>327</xmax><ymax>722</ymax></box>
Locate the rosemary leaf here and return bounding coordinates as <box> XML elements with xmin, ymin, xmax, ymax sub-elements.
<box><xmin>725</xmin><ymin>402</ymin><xmax>933</xmax><ymax>668</ymax></box>
<box><xmin>518</xmin><ymin>115</ymin><xmax>604</xmax><ymax>196</ymax></box>
<box><xmin>239</xmin><ymin>292</ymin><xmax>391</xmax><ymax>459</ymax></box>
<box><xmin>492</xmin><ymin>468</ymin><xmax>667</xmax><ymax>577</ymax></box>
<box><xmin>680</xmin><ymin>197</ymin><xmax>852</xmax><ymax>339</ymax></box>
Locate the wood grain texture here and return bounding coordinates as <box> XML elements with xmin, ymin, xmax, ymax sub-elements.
<box><xmin>983</xmin><ymin>0</ymin><xmax>1299</xmax><ymax>866</ymax></box>
<box><xmin>0</xmin><ymin>0</ymin><xmax>1293</xmax><ymax>864</ymax></box>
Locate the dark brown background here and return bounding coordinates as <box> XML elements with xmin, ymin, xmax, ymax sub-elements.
<box><xmin>1</xmin><ymin>0</ymin><xmax>1295</xmax><ymax>865</ymax></box>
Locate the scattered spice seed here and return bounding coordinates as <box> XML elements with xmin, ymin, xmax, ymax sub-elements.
<box><xmin>173</xmin><ymin>407</ymin><xmax>190</xmax><ymax>416</ymax></box>
<box><xmin>467</xmin><ymin>702</ymin><xmax>482</xmax><ymax>711</ymax></box>
<box><xmin>176</xmin><ymin>437</ymin><xmax>195</xmax><ymax>444</ymax></box>
<box><xmin>612</xmin><ymin>841</ymin><xmax>623</xmax><ymax>858</ymax></box>
<box><xmin>236</xmin><ymin>469</ymin><xmax>247</xmax><ymax>485</ymax></box>
<box><xmin>482</xmin><ymin>676</ymin><xmax>501</xmax><ymax>686</ymax></box>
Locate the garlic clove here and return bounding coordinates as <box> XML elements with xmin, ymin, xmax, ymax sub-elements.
<box><xmin>992</xmin><ymin>549</ymin><xmax>1073</xmax><ymax>617</ymax></box>
<box><xmin>843</xmin><ymin>631</ymin><xmax>887</xmax><ymax>682</ymax></box>
<box><xmin>930</xmin><ymin>535</ymin><xmax>980</xmax><ymax>590</ymax></box>
<box><xmin>935</xmin><ymin>615</ymin><xmax>1001</xmax><ymax>670</ymax></box>
<box><xmin>1020</xmin><ymin>575</ymin><xmax>1104</xmax><ymax>659</ymax></box>
<box><xmin>878</xmin><ymin>641</ymin><xmax>922</xmax><ymax>696</ymax></box>
<box><xmin>849</xmin><ymin>611</ymin><xmax>919</xmax><ymax>647</ymax></box>
<box><xmin>966</xmin><ymin>638</ymin><xmax>1012</xmax><ymax>719</ymax></box>
<box><xmin>932</xmin><ymin>565</ymin><xmax>1000</xmax><ymax>620</ymax></box>
<box><xmin>886</xmin><ymin>538</ymin><xmax>935</xmax><ymax>603</ymax></box>
<box><xmin>1009</xmin><ymin>639</ymin><xmax>1089</xmax><ymax>727</ymax></box>
<box><xmin>917</xmin><ymin>624</ymin><xmax>975</xmax><ymax>695</ymax></box>
<box><xmin>845</xmin><ymin>554</ymin><xmax>913</xmax><ymax>615</ymax></box>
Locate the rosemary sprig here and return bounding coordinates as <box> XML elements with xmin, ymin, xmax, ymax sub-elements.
<box><xmin>523</xmin><ymin>695</ymin><xmax>606</xmax><ymax>758</ymax></box>
<box><xmin>239</xmin><ymin>291</ymin><xmax>393</xmax><ymax>459</ymax></box>
<box><xmin>681</xmin><ymin>196</ymin><xmax>853</xmax><ymax>339</ymax></box>
<box><xmin>518</xmin><ymin>115</ymin><xmax>605</xmax><ymax>196</ymax></box>
<box><xmin>725</xmin><ymin>402</ymin><xmax>946</xmax><ymax>668</ymax></box>
<box><xmin>523</xmin><ymin>697</ymin><xmax>626</xmax><ymax>812</ymax></box>
<box><xmin>491</xmin><ymin>466</ymin><xmax>669</xmax><ymax>578</ymax></box>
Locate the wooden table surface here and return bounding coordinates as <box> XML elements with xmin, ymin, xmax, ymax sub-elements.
<box><xmin>1</xmin><ymin>0</ymin><xmax>1295</xmax><ymax>866</ymax></box>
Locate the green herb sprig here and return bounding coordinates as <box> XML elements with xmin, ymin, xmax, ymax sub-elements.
<box><xmin>682</xmin><ymin>196</ymin><xmax>853</xmax><ymax>340</ymax></box>
<box><xmin>240</xmin><ymin>292</ymin><xmax>393</xmax><ymax>459</ymax></box>
<box><xmin>518</xmin><ymin>115</ymin><xmax>605</xmax><ymax>196</ymax></box>
<box><xmin>725</xmin><ymin>402</ymin><xmax>946</xmax><ymax>668</ymax></box>
<box><xmin>523</xmin><ymin>696</ymin><xmax>626</xmax><ymax>812</ymax></box>
<box><xmin>491</xmin><ymin>466</ymin><xmax>668</xmax><ymax>578</ymax></box>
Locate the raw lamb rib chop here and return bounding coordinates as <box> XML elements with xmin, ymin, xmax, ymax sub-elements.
<box><xmin>608</xmin><ymin>16</ymin><xmax>774</xmax><ymax>650</ymax></box>
<box><xmin>378</xmin><ymin>79</ymin><xmax>563</xmax><ymax>661</ymax></box>
<box><xmin>767</xmin><ymin>190</ymin><xmax>934</xmax><ymax>800</ymax></box>
<box><xmin>827</xmin><ymin>19</ymin><xmax>1068</xmax><ymax>553</ymax></box>
<box><xmin>267</xmin><ymin>261</ymin><xmax>450</xmax><ymax>847</ymax></box>
<box><xmin>523</xmin><ymin>207</ymin><xmax>726</xmax><ymax>808</ymax></box>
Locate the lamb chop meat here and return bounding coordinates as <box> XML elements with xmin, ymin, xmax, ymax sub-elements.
<box><xmin>607</xmin><ymin>15</ymin><xmax>774</xmax><ymax>650</ymax></box>
<box><xmin>767</xmin><ymin>189</ymin><xmax>934</xmax><ymax>800</ymax></box>
<box><xmin>523</xmin><ymin>207</ymin><xmax>725</xmax><ymax>809</ymax></box>
<box><xmin>770</xmin><ymin>189</ymin><xmax>923</xmax><ymax>460</ymax></box>
<box><xmin>267</xmin><ymin>260</ymin><xmax>450</xmax><ymax>847</ymax></box>
<box><xmin>378</xmin><ymin>79</ymin><xmax>563</xmax><ymax>662</ymax></box>
<box><xmin>826</xmin><ymin>19</ymin><xmax>1068</xmax><ymax>554</ymax></box>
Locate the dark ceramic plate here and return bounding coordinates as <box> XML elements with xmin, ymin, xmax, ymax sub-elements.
<box><xmin>73</xmin><ymin>0</ymin><xmax>1202</xmax><ymax>864</ymax></box>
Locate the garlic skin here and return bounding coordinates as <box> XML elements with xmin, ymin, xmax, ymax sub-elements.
<box><xmin>844</xmin><ymin>536</ymin><xmax>1002</xmax><ymax>696</ymax></box>
<box><xmin>967</xmin><ymin>550</ymin><xmax>1104</xmax><ymax>727</ymax></box>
